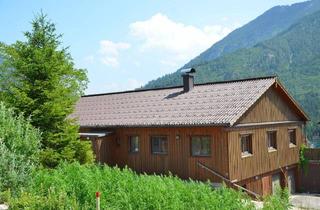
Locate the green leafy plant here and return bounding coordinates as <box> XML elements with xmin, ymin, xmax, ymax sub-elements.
<box><xmin>0</xmin><ymin>103</ymin><xmax>41</xmax><ymax>195</ymax></box>
<box><xmin>299</xmin><ymin>144</ymin><xmax>309</xmax><ymax>173</ymax></box>
<box><xmin>263</xmin><ymin>187</ymin><xmax>291</xmax><ymax>210</ymax></box>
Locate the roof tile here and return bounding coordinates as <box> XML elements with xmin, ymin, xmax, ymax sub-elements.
<box><xmin>71</xmin><ymin>77</ymin><xmax>276</xmax><ymax>127</ymax></box>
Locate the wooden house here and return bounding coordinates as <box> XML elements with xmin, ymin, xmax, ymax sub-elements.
<box><xmin>72</xmin><ymin>69</ymin><xmax>308</xmax><ymax>197</ymax></box>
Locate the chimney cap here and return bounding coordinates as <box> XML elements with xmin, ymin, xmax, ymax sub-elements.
<box><xmin>181</xmin><ymin>68</ymin><xmax>196</xmax><ymax>75</ymax></box>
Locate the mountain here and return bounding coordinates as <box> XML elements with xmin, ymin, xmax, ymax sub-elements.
<box><xmin>144</xmin><ymin>9</ymin><xmax>320</xmax><ymax>137</ymax></box>
<box><xmin>184</xmin><ymin>0</ymin><xmax>320</xmax><ymax>68</ymax></box>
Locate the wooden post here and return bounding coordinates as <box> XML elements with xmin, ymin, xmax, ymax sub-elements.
<box><xmin>96</xmin><ymin>192</ymin><xmax>100</xmax><ymax>210</ymax></box>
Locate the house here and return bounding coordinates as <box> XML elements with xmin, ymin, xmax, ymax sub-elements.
<box><xmin>71</xmin><ymin>69</ymin><xmax>309</xmax><ymax>197</ymax></box>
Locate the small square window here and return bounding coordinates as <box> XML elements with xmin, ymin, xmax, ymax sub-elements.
<box><xmin>267</xmin><ymin>131</ymin><xmax>277</xmax><ymax>151</ymax></box>
<box><xmin>151</xmin><ymin>136</ymin><xmax>168</xmax><ymax>154</ymax></box>
<box><xmin>288</xmin><ymin>129</ymin><xmax>296</xmax><ymax>146</ymax></box>
<box><xmin>241</xmin><ymin>134</ymin><xmax>253</xmax><ymax>157</ymax></box>
<box><xmin>191</xmin><ymin>136</ymin><xmax>211</xmax><ymax>156</ymax></box>
<box><xmin>129</xmin><ymin>136</ymin><xmax>139</xmax><ymax>153</ymax></box>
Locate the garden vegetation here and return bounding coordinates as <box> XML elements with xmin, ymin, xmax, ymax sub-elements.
<box><xmin>0</xmin><ymin>103</ymin><xmax>41</xmax><ymax>194</ymax></box>
<box><xmin>2</xmin><ymin>163</ymin><xmax>255</xmax><ymax>210</ymax></box>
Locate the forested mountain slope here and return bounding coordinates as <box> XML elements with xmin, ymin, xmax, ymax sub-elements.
<box><xmin>184</xmin><ymin>0</ymin><xmax>320</xmax><ymax>67</ymax></box>
<box><xmin>145</xmin><ymin>10</ymin><xmax>320</xmax><ymax>136</ymax></box>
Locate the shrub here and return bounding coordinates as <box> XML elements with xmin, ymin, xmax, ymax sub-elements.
<box><xmin>0</xmin><ymin>103</ymin><xmax>41</xmax><ymax>194</ymax></box>
<box><xmin>299</xmin><ymin>144</ymin><xmax>309</xmax><ymax>174</ymax></box>
<box><xmin>263</xmin><ymin>187</ymin><xmax>291</xmax><ymax>210</ymax></box>
<box><xmin>7</xmin><ymin>162</ymin><xmax>254</xmax><ymax>210</ymax></box>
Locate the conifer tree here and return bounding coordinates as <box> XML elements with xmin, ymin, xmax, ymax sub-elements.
<box><xmin>0</xmin><ymin>13</ymin><xmax>93</xmax><ymax>167</ymax></box>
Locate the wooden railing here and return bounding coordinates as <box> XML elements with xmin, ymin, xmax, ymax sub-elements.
<box><xmin>197</xmin><ymin>161</ymin><xmax>261</xmax><ymax>200</ymax></box>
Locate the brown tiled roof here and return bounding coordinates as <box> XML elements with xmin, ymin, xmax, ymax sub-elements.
<box><xmin>71</xmin><ymin>76</ymin><xmax>277</xmax><ymax>127</ymax></box>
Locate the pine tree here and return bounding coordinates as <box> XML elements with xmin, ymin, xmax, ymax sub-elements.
<box><xmin>0</xmin><ymin>13</ymin><xmax>93</xmax><ymax>167</ymax></box>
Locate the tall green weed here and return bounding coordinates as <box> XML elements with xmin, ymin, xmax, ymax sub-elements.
<box><xmin>7</xmin><ymin>162</ymin><xmax>254</xmax><ymax>210</ymax></box>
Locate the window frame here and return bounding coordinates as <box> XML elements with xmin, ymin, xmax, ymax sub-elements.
<box><xmin>267</xmin><ymin>130</ymin><xmax>277</xmax><ymax>152</ymax></box>
<box><xmin>240</xmin><ymin>134</ymin><xmax>253</xmax><ymax>157</ymax></box>
<box><xmin>128</xmin><ymin>135</ymin><xmax>140</xmax><ymax>153</ymax></box>
<box><xmin>190</xmin><ymin>135</ymin><xmax>212</xmax><ymax>157</ymax></box>
<box><xmin>150</xmin><ymin>135</ymin><xmax>168</xmax><ymax>155</ymax></box>
<box><xmin>288</xmin><ymin>128</ymin><xmax>297</xmax><ymax>147</ymax></box>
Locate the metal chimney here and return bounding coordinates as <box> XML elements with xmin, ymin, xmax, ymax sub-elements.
<box><xmin>181</xmin><ymin>68</ymin><xmax>196</xmax><ymax>92</ymax></box>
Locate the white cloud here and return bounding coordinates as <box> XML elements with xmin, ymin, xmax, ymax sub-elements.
<box><xmin>99</xmin><ymin>40</ymin><xmax>131</xmax><ymax>67</ymax></box>
<box><xmin>130</xmin><ymin>13</ymin><xmax>232</xmax><ymax>62</ymax></box>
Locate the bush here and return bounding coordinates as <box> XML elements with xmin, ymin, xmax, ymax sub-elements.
<box><xmin>7</xmin><ymin>162</ymin><xmax>254</xmax><ymax>210</ymax></box>
<box><xmin>0</xmin><ymin>103</ymin><xmax>41</xmax><ymax>194</ymax></box>
<box><xmin>263</xmin><ymin>187</ymin><xmax>291</xmax><ymax>210</ymax></box>
<box><xmin>299</xmin><ymin>144</ymin><xmax>309</xmax><ymax>174</ymax></box>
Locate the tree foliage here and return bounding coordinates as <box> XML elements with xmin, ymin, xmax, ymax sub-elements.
<box><xmin>0</xmin><ymin>13</ymin><xmax>93</xmax><ymax>167</ymax></box>
<box><xmin>0</xmin><ymin>103</ymin><xmax>41</xmax><ymax>194</ymax></box>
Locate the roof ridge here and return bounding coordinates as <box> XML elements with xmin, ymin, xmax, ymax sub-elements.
<box><xmin>82</xmin><ymin>75</ymin><xmax>277</xmax><ymax>98</ymax></box>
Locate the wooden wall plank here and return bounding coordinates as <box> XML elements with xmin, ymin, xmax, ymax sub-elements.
<box><xmin>92</xmin><ymin>126</ymin><xmax>229</xmax><ymax>183</ymax></box>
<box><xmin>227</xmin><ymin>123</ymin><xmax>303</xmax><ymax>181</ymax></box>
<box><xmin>238</xmin><ymin>87</ymin><xmax>302</xmax><ymax>124</ymax></box>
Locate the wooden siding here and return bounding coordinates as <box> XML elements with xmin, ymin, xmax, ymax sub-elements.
<box><xmin>117</xmin><ymin>127</ymin><xmax>229</xmax><ymax>182</ymax></box>
<box><xmin>229</xmin><ymin>85</ymin><xmax>305</xmax><ymax>183</ymax></box>
<box><xmin>84</xmin><ymin>127</ymin><xmax>229</xmax><ymax>182</ymax></box>
<box><xmin>238</xmin><ymin>86</ymin><xmax>301</xmax><ymax>124</ymax></box>
<box><xmin>236</xmin><ymin>165</ymin><xmax>297</xmax><ymax>197</ymax></box>
<box><xmin>261</xmin><ymin>175</ymin><xmax>272</xmax><ymax>196</ymax></box>
<box><xmin>227</xmin><ymin>124</ymin><xmax>303</xmax><ymax>181</ymax></box>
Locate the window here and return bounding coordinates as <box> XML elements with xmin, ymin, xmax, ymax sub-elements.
<box><xmin>241</xmin><ymin>134</ymin><xmax>252</xmax><ymax>156</ymax></box>
<box><xmin>129</xmin><ymin>136</ymin><xmax>139</xmax><ymax>153</ymax></box>
<box><xmin>267</xmin><ymin>131</ymin><xmax>277</xmax><ymax>151</ymax></box>
<box><xmin>191</xmin><ymin>136</ymin><xmax>211</xmax><ymax>156</ymax></box>
<box><xmin>151</xmin><ymin>136</ymin><xmax>168</xmax><ymax>154</ymax></box>
<box><xmin>288</xmin><ymin>129</ymin><xmax>296</xmax><ymax>146</ymax></box>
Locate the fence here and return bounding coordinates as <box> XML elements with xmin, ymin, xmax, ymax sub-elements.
<box><xmin>298</xmin><ymin>148</ymin><xmax>320</xmax><ymax>193</ymax></box>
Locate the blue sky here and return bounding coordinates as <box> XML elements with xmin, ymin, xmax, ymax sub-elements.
<box><xmin>1</xmin><ymin>0</ymin><xmax>303</xmax><ymax>94</ymax></box>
